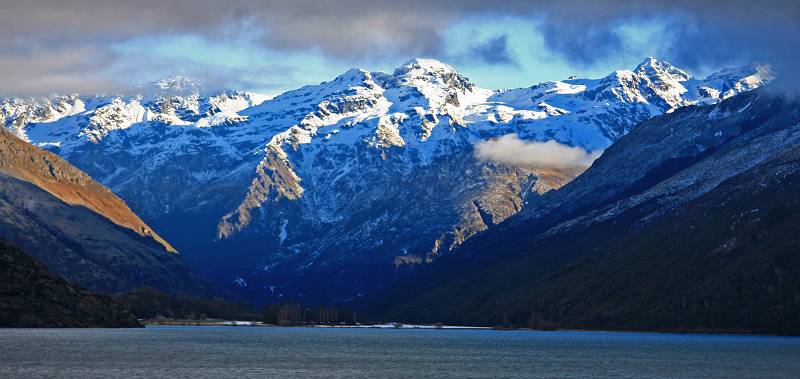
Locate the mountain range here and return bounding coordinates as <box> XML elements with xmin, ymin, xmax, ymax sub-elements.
<box><xmin>378</xmin><ymin>85</ymin><xmax>800</xmax><ymax>334</ymax></box>
<box><xmin>0</xmin><ymin>57</ymin><xmax>774</xmax><ymax>305</ymax></box>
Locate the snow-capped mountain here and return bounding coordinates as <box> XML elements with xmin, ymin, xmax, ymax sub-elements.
<box><xmin>382</xmin><ymin>85</ymin><xmax>800</xmax><ymax>332</ymax></box>
<box><xmin>0</xmin><ymin>58</ymin><xmax>772</xmax><ymax>303</ymax></box>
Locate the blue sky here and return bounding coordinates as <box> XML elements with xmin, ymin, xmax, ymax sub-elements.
<box><xmin>106</xmin><ymin>16</ymin><xmax>688</xmax><ymax>95</ymax></box>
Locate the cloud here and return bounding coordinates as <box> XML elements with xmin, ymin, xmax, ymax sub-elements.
<box><xmin>0</xmin><ymin>1</ymin><xmax>797</xmax><ymax>95</ymax></box>
<box><xmin>530</xmin><ymin>1</ymin><xmax>800</xmax><ymax>82</ymax></box>
<box><xmin>469</xmin><ymin>35</ymin><xmax>516</xmax><ymax>65</ymax></box>
<box><xmin>475</xmin><ymin>134</ymin><xmax>602</xmax><ymax>169</ymax></box>
<box><xmin>0</xmin><ymin>1</ymin><xmax>453</xmax><ymax>59</ymax></box>
<box><xmin>0</xmin><ymin>45</ymin><xmax>129</xmax><ymax>96</ymax></box>
<box><xmin>3</xmin><ymin>1</ymin><xmax>796</xmax><ymax>63</ymax></box>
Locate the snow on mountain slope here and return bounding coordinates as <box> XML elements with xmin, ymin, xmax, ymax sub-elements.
<box><xmin>380</xmin><ymin>87</ymin><xmax>800</xmax><ymax>331</ymax></box>
<box><xmin>0</xmin><ymin>58</ymin><xmax>771</xmax><ymax>304</ymax></box>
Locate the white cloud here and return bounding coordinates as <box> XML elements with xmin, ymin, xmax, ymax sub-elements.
<box><xmin>475</xmin><ymin>134</ymin><xmax>602</xmax><ymax>169</ymax></box>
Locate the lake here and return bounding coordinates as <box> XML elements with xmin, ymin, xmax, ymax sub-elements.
<box><xmin>0</xmin><ymin>326</ymin><xmax>798</xmax><ymax>378</ymax></box>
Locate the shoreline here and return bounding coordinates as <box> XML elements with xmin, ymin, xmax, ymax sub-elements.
<box><xmin>143</xmin><ymin>320</ymin><xmax>489</xmax><ymax>330</ymax></box>
<box><xmin>139</xmin><ymin>320</ymin><xmax>796</xmax><ymax>337</ymax></box>
<box><xmin>2</xmin><ymin>322</ymin><xmax>794</xmax><ymax>337</ymax></box>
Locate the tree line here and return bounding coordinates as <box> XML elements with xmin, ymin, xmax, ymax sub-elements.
<box><xmin>262</xmin><ymin>303</ymin><xmax>358</xmax><ymax>326</ymax></box>
<box><xmin>115</xmin><ymin>287</ymin><xmax>261</xmax><ymax>321</ymax></box>
<box><xmin>115</xmin><ymin>288</ymin><xmax>359</xmax><ymax>325</ymax></box>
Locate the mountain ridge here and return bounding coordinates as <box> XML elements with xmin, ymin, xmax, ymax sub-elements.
<box><xmin>0</xmin><ymin>127</ymin><xmax>211</xmax><ymax>295</ymax></box>
<box><xmin>0</xmin><ymin>126</ymin><xmax>175</xmax><ymax>253</ymax></box>
<box><xmin>1</xmin><ymin>57</ymin><xmax>773</xmax><ymax>304</ymax></box>
<box><xmin>374</xmin><ymin>85</ymin><xmax>800</xmax><ymax>334</ymax></box>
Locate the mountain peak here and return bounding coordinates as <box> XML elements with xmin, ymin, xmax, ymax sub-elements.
<box><xmin>390</xmin><ymin>57</ymin><xmax>475</xmax><ymax>96</ymax></box>
<box><xmin>334</xmin><ymin>68</ymin><xmax>372</xmax><ymax>83</ymax></box>
<box><xmin>634</xmin><ymin>57</ymin><xmax>691</xmax><ymax>81</ymax></box>
<box><xmin>395</xmin><ymin>58</ymin><xmax>458</xmax><ymax>76</ymax></box>
<box><xmin>401</xmin><ymin>57</ymin><xmax>450</xmax><ymax>68</ymax></box>
<box><xmin>635</xmin><ymin>56</ymin><xmax>659</xmax><ymax>68</ymax></box>
<box><xmin>151</xmin><ymin>75</ymin><xmax>203</xmax><ymax>96</ymax></box>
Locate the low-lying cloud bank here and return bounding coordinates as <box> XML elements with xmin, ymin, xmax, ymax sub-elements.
<box><xmin>475</xmin><ymin>134</ymin><xmax>602</xmax><ymax>169</ymax></box>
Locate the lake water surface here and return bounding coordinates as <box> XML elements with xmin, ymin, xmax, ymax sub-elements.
<box><xmin>0</xmin><ymin>326</ymin><xmax>798</xmax><ymax>378</ymax></box>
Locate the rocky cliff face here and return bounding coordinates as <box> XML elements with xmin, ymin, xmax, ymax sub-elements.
<box><xmin>1</xmin><ymin>58</ymin><xmax>771</xmax><ymax>304</ymax></box>
<box><xmin>0</xmin><ymin>239</ymin><xmax>141</xmax><ymax>328</ymax></box>
<box><xmin>0</xmin><ymin>127</ymin><xmax>210</xmax><ymax>295</ymax></box>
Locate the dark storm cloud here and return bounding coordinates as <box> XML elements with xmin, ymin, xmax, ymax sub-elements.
<box><xmin>469</xmin><ymin>35</ymin><xmax>516</xmax><ymax>65</ymax></box>
<box><xmin>5</xmin><ymin>1</ymin><xmax>790</xmax><ymax>60</ymax></box>
<box><xmin>536</xmin><ymin>1</ymin><xmax>800</xmax><ymax>80</ymax></box>
<box><xmin>0</xmin><ymin>0</ymin><xmax>797</xmax><ymax>95</ymax></box>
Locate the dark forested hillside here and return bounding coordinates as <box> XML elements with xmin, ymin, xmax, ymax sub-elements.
<box><xmin>384</xmin><ymin>148</ymin><xmax>800</xmax><ymax>334</ymax></box>
<box><xmin>0</xmin><ymin>239</ymin><xmax>141</xmax><ymax>328</ymax></box>
<box><xmin>115</xmin><ymin>287</ymin><xmax>260</xmax><ymax>321</ymax></box>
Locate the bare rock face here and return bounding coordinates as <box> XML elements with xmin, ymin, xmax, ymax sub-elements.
<box><xmin>218</xmin><ymin>143</ymin><xmax>304</xmax><ymax>239</ymax></box>
<box><xmin>1</xmin><ymin>58</ymin><xmax>771</xmax><ymax>304</ymax></box>
<box><xmin>422</xmin><ymin>164</ymin><xmax>587</xmax><ymax>263</ymax></box>
<box><xmin>0</xmin><ymin>239</ymin><xmax>141</xmax><ymax>328</ymax></box>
